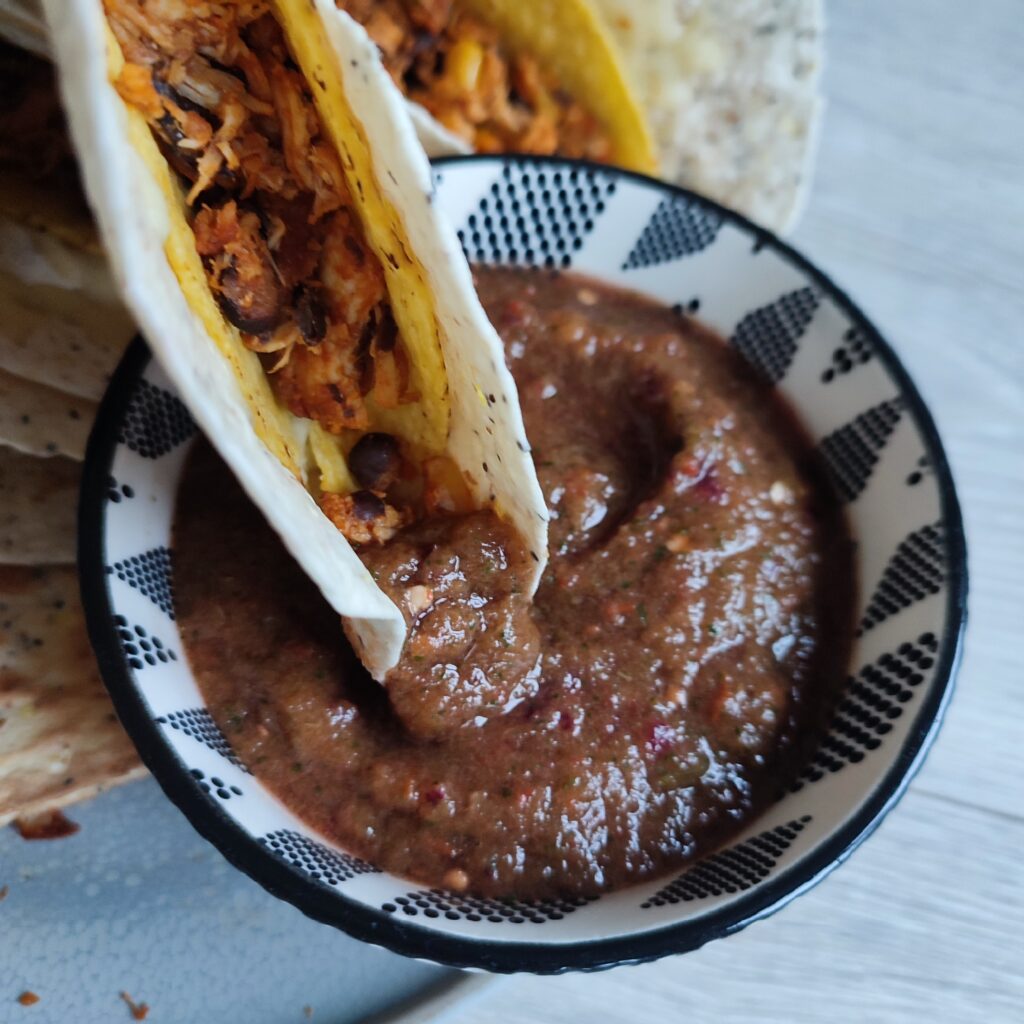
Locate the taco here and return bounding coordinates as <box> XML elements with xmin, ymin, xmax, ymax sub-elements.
<box><xmin>340</xmin><ymin>0</ymin><xmax>822</xmax><ymax>232</ymax></box>
<box><xmin>40</xmin><ymin>0</ymin><xmax>548</xmax><ymax>680</ymax></box>
<box><xmin>337</xmin><ymin>0</ymin><xmax>656</xmax><ymax>171</ymax></box>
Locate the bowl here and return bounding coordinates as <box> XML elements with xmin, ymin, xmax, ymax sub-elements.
<box><xmin>78</xmin><ymin>155</ymin><xmax>967</xmax><ymax>973</ymax></box>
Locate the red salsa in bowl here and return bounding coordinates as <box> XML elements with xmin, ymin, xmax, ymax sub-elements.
<box><xmin>174</xmin><ymin>266</ymin><xmax>855</xmax><ymax>901</ymax></box>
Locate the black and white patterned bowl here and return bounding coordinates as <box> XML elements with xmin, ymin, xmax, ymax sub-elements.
<box><xmin>79</xmin><ymin>156</ymin><xmax>967</xmax><ymax>974</ymax></box>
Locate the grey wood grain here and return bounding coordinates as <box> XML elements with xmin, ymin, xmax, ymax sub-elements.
<box><xmin>457</xmin><ymin>0</ymin><xmax>1024</xmax><ymax>1019</ymax></box>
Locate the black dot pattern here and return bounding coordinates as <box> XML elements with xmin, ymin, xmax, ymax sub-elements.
<box><xmin>261</xmin><ymin>829</ymin><xmax>379</xmax><ymax>885</ymax></box>
<box><xmin>821</xmin><ymin>326</ymin><xmax>873</xmax><ymax>383</ymax></box>
<box><xmin>730</xmin><ymin>287</ymin><xmax>820</xmax><ymax>383</ymax></box>
<box><xmin>106</xmin><ymin>475</ymin><xmax>136</xmax><ymax>503</ymax></box>
<box><xmin>106</xmin><ymin>547</ymin><xmax>175</xmax><ymax>618</ymax></box>
<box><xmin>791</xmin><ymin>633</ymin><xmax>939</xmax><ymax>790</ymax></box>
<box><xmin>818</xmin><ymin>398</ymin><xmax>903</xmax><ymax>503</ymax></box>
<box><xmin>641</xmin><ymin>818</ymin><xmax>812</xmax><ymax>908</ymax></box>
<box><xmin>457</xmin><ymin>162</ymin><xmax>616</xmax><ymax>269</ymax></box>
<box><xmin>119</xmin><ymin>378</ymin><xmax>196</xmax><ymax>459</ymax></box>
<box><xmin>114</xmin><ymin>614</ymin><xmax>177</xmax><ymax>671</ymax></box>
<box><xmin>906</xmin><ymin>454</ymin><xmax>933</xmax><ymax>487</ymax></box>
<box><xmin>382</xmin><ymin>888</ymin><xmax>592</xmax><ymax>924</ymax></box>
<box><xmin>859</xmin><ymin>523</ymin><xmax>945</xmax><ymax>635</ymax></box>
<box><xmin>621</xmin><ymin>197</ymin><xmax>723</xmax><ymax>269</ymax></box>
<box><xmin>156</xmin><ymin>707</ymin><xmax>250</xmax><ymax>773</ymax></box>
<box><xmin>189</xmin><ymin>767</ymin><xmax>243</xmax><ymax>802</ymax></box>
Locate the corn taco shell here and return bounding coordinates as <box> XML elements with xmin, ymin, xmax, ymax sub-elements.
<box><xmin>337</xmin><ymin>0</ymin><xmax>656</xmax><ymax>172</ymax></box>
<box><xmin>41</xmin><ymin>0</ymin><xmax>547</xmax><ymax>680</ymax></box>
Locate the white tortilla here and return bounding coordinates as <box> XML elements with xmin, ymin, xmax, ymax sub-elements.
<box><xmin>42</xmin><ymin>0</ymin><xmax>547</xmax><ymax>680</ymax></box>
<box><xmin>0</xmin><ymin>564</ymin><xmax>144</xmax><ymax>826</ymax></box>
<box><xmin>0</xmin><ymin>366</ymin><xmax>95</xmax><ymax>459</ymax></box>
<box><xmin>592</xmin><ymin>0</ymin><xmax>825</xmax><ymax>233</ymax></box>
<box><xmin>0</xmin><ymin>445</ymin><xmax>79</xmax><ymax>564</ymax></box>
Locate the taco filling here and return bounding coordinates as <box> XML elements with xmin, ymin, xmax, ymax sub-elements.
<box><xmin>340</xmin><ymin>0</ymin><xmax>612</xmax><ymax>160</ymax></box>
<box><xmin>106</xmin><ymin>0</ymin><xmax>470</xmax><ymax>544</ymax></box>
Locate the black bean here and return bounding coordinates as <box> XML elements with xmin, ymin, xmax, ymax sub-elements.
<box><xmin>296</xmin><ymin>287</ymin><xmax>327</xmax><ymax>344</ymax></box>
<box><xmin>217</xmin><ymin>266</ymin><xmax>284</xmax><ymax>335</ymax></box>
<box><xmin>376</xmin><ymin>306</ymin><xmax>399</xmax><ymax>352</ymax></box>
<box><xmin>351</xmin><ymin>490</ymin><xmax>386</xmax><ymax>522</ymax></box>
<box><xmin>349</xmin><ymin>433</ymin><xmax>402</xmax><ymax>490</ymax></box>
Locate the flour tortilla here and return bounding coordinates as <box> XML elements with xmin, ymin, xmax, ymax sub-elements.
<box><xmin>41</xmin><ymin>0</ymin><xmax>547</xmax><ymax>680</ymax></box>
<box><xmin>0</xmin><ymin>367</ymin><xmax>95</xmax><ymax>459</ymax></box>
<box><xmin>0</xmin><ymin>565</ymin><xmax>144</xmax><ymax>827</ymax></box>
<box><xmin>0</xmin><ymin>446</ymin><xmax>79</xmax><ymax>564</ymax></box>
<box><xmin>590</xmin><ymin>0</ymin><xmax>824</xmax><ymax>233</ymax></box>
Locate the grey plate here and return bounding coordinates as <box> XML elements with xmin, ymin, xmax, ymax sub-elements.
<box><xmin>0</xmin><ymin>780</ymin><xmax>479</xmax><ymax>1023</ymax></box>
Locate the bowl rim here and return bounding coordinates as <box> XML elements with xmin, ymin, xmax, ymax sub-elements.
<box><xmin>78</xmin><ymin>153</ymin><xmax>968</xmax><ymax>974</ymax></box>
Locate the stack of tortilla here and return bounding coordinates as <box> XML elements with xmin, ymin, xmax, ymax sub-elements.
<box><xmin>0</xmin><ymin>39</ymin><xmax>142</xmax><ymax>828</ymax></box>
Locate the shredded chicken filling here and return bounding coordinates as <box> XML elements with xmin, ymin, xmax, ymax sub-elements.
<box><xmin>339</xmin><ymin>0</ymin><xmax>610</xmax><ymax>159</ymax></box>
<box><xmin>105</xmin><ymin>0</ymin><xmax>464</xmax><ymax>544</ymax></box>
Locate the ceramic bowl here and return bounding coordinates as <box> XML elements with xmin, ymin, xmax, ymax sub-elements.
<box><xmin>79</xmin><ymin>155</ymin><xmax>967</xmax><ymax>973</ymax></box>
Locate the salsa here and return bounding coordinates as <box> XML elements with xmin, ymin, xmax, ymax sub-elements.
<box><xmin>175</xmin><ymin>267</ymin><xmax>855</xmax><ymax>900</ymax></box>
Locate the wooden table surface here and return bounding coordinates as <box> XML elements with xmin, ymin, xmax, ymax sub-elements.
<box><xmin>450</xmin><ymin>1</ymin><xmax>1024</xmax><ymax>1020</ymax></box>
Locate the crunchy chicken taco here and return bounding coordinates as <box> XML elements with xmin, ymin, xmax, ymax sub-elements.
<box><xmin>340</xmin><ymin>0</ymin><xmax>822</xmax><ymax>232</ymax></box>
<box><xmin>40</xmin><ymin>0</ymin><xmax>548</xmax><ymax>679</ymax></box>
<box><xmin>337</xmin><ymin>0</ymin><xmax>656</xmax><ymax>171</ymax></box>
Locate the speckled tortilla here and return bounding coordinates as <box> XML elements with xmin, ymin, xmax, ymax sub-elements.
<box><xmin>0</xmin><ymin>367</ymin><xmax>95</xmax><ymax>459</ymax></box>
<box><xmin>0</xmin><ymin>446</ymin><xmax>79</xmax><ymax>564</ymax></box>
<box><xmin>0</xmin><ymin>565</ymin><xmax>144</xmax><ymax>827</ymax></box>
<box><xmin>591</xmin><ymin>0</ymin><xmax>824</xmax><ymax>233</ymax></box>
<box><xmin>0</xmin><ymin>266</ymin><xmax>132</xmax><ymax>402</ymax></box>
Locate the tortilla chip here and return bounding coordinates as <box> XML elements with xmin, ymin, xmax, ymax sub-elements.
<box><xmin>0</xmin><ymin>272</ymin><xmax>131</xmax><ymax>402</ymax></box>
<box><xmin>0</xmin><ymin>565</ymin><xmax>144</xmax><ymax>827</ymax></box>
<box><xmin>0</xmin><ymin>446</ymin><xmax>78</xmax><ymax>564</ymax></box>
<box><xmin>0</xmin><ymin>367</ymin><xmax>95</xmax><ymax>459</ymax></box>
<box><xmin>591</xmin><ymin>0</ymin><xmax>824</xmax><ymax>233</ymax></box>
